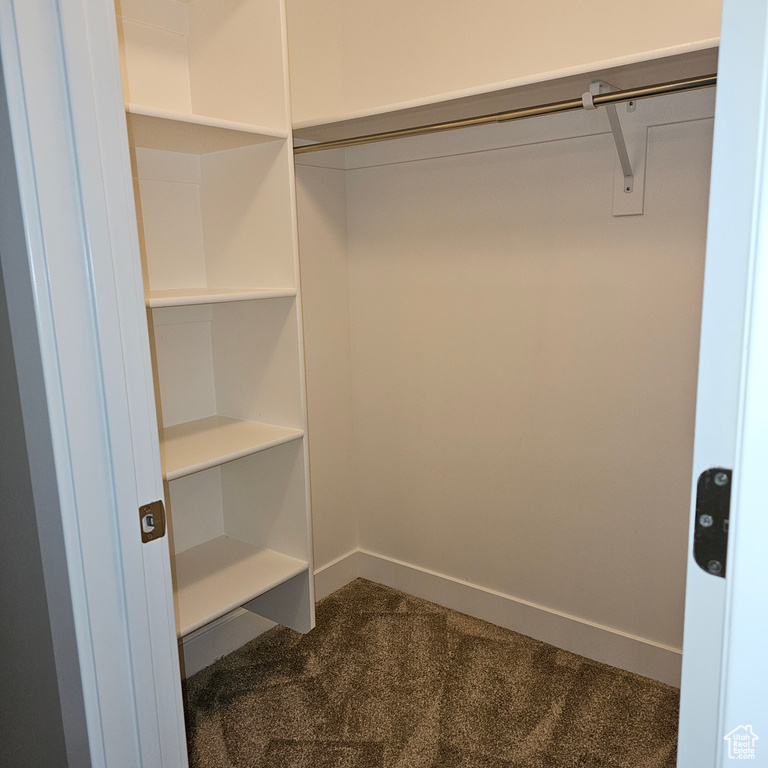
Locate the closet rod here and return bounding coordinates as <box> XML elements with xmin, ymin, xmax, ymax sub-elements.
<box><xmin>293</xmin><ymin>73</ymin><xmax>717</xmax><ymax>154</ymax></box>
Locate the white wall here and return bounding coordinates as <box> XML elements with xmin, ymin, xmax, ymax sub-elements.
<box><xmin>345</xmin><ymin>99</ymin><xmax>712</xmax><ymax>651</ymax></box>
<box><xmin>284</xmin><ymin>0</ymin><xmax>344</xmax><ymax>126</ymax></box>
<box><xmin>286</xmin><ymin>0</ymin><xmax>721</xmax><ymax>124</ymax></box>
<box><xmin>0</xmin><ymin>242</ymin><xmax>71</xmax><ymax>768</ymax></box>
<box><xmin>296</xmin><ymin>90</ymin><xmax>714</xmax><ymax>666</ymax></box>
<box><xmin>295</xmin><ymin>159</ymin><xmax>358</xmax><ymax>569</ymax></box>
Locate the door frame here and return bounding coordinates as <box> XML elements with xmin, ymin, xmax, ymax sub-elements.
<box><xmin>677</xmin><ymin>0</ymin><xmax>768</xmax><ymax>765</ymax></box>
<box><xmin>0</xmin><ymin>0</ymin><xmax>187</xmax><ymax>765</ymax></box>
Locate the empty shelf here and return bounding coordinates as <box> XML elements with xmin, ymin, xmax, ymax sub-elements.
<box><xmin>126</xmin><ymin>104</ymin><xmax>288</xmax><ymax>153</ymax></box>
<box><xmin>174</xmin><ymin>535</ymin><xmax>308</xmax><ymax>636</ymax></box>
<box><xmin>147</xmin><ymin>287</ymin><xmax>297</xmax><ymax>308</ymax></box>
<box><xmin>162</xmin><ymin>415</ymin><xmax>304</xmax><ymax>481</ymax></box>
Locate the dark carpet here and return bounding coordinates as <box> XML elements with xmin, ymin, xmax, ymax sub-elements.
<box><xmin>184</xmin><ymin>578</ymin><xmax>679</xmax><ymax>767</ymax></box>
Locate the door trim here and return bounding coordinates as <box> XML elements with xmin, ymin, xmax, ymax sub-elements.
<box><xmin>678</xmin><ymin>1</ymin><xmax>768</xmax><ymax>765</ymax></box>
<box><xmin>0</xmin><ymin>1</ymin><xmax>187</xmax><ymax>765</ymax></box>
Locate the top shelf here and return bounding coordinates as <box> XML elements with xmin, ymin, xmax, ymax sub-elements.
<box><xmin>292</xmin><ymin>47</ymin><xmax>718</xmax><ymax>145</ymax></box>
<box><xmin>126</xmin><ymin>105</ymin><xmax>288</xmax><ymax>154</ymax></box>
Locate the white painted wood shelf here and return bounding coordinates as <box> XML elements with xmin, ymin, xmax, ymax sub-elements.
<box><xmin>174</xmin><ymin>535</ymin><xmax>308</xmax><ymax>636</ymax></box>
<box><xmin>126</xmin><ymin>104</ymin><xmax>288</xmax><ymax>153</ymax></box>
<box><xmin>146</xmin><ymin>287</ymin><xmax>297</xmax><ymax>308</ymax></box>
<box><xmin>162</xmin><ymin>415</ymin><xmax>304</xmax><ymax>481</ymax></box>
<box><xmin>292</xmin><ymin>47</ymin><xmax>718</xmax><ymax>144</ymax></box>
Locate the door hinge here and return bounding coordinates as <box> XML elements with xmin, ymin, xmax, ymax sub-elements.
<box><xmin>139</xmin><ymin>500</ymin><xmax>166</xmax><ymax>543</ymax></box>
<box><xmin>693</xmin><ymin>468</ymin><xmax>732</xmax><ymax>577</ymax></box>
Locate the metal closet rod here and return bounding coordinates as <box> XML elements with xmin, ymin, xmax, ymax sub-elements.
<box><xmin>293</xmin><ymin>73</ymin><xmax>717</xmax><ymax>154</ymax></box>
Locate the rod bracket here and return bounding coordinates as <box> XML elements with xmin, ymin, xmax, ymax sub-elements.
<box><xmin>583</xmin><ymin>80</ymin><xmax>634</xmax><ymax>193</ymax></box>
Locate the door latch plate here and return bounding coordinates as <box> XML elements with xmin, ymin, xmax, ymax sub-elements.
<box><xmin>693</xmin><ymin>468</ymin><xmax>731</xmax><ymax>578</ymax></box>
<box><xmin>139</xmin><ymin>500</ymin><xmax>166</xmax><ymax>543</ymax></box>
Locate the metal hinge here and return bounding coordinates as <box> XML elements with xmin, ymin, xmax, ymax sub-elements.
<box><xmin>693</xmin><ymin>468</ymin><xmax>732</xmax><ymax>577</ymax></box>
<box><xmin>139</xmin><ymin>500</ymin><xmax>166</xmax><ymax>543</ymax></box>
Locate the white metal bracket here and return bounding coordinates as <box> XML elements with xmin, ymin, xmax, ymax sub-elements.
<box><xmin>582</xmin><ymin>80</ymin><xmax>647</xmax><ymax>216</ymax></box>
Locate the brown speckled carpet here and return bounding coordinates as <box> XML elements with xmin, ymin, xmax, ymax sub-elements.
<box><xmin>184</xmin><ymin>578</ymin><xmax>679</xmax><ymax>767</ymax></box>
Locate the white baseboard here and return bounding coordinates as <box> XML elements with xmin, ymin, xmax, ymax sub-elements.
<box><xmin>314</xmin><ymin>549</ymin><xmax>360</xmax><ymax>600</ymax></box>
<box><xmin>179</xmin><ymin>609</ymin><xmax>276</xmax><ymax>678</ymax></box>
<box><xmin>354</xmin><ymin>548</ymin><xmax>682</xmax><ymax>687</ymax></box>
<box><xmin>179</xmin><ymin>546</ymin><xmax>681</xmax><ymax>687</ymax></box>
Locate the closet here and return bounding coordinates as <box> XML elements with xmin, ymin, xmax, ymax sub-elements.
<box><xmin>111</xmin><ymin>0</ymin><xmax>722</xmax><ymax>733</ymax></box>
<box><xmin>111</xmin><ymin>0</ymin><xmax>723</xmax><ymax>683</ymax></box>
<box><xmin>114</xmin><ymin>0</ymin><xmax>314</xmax><ymax>674</ymax></box>
<box><xmin>291</xmin><ymin>48</ymin><xmax>719</xmax><ymax>689</ymax></box>
<box><xmin>12</xmin><ymin>0</ymin><xmax>768</xmax><ymax>763</ymax></box>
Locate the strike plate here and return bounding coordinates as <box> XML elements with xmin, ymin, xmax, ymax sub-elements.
<box><xmin>139</xmin><ymin>500</ymin><xmax>166</xmax><ymax>543</ymax></box>
<box><xmin>693</xmin><ymin>468</ymin><xmax>732</xmax><ymax>577</ymax></box>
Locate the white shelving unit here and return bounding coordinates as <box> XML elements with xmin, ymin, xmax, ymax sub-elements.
<box><xmin>162</xmin><ymin>416</ymin><xmax>303</xmax><ymax>481</ymax></box>
<box><xmin>126</xmin><ymin>105</ymin><xmax>287</xmax><ymax>153</ymax></box>
<box><xmin>114</xmin><ymin>0</ymin><xmax>314</xmax><ymax>659</ymax></box>
<box><xmin>146</xmin><ymin>287</ymin><xmax>297</xmax><ymax>308</ymax></box>
<box><xmin>175</xmin><ymin>536</ymin><xmax>308</xmax><ymax>636</ymax></box>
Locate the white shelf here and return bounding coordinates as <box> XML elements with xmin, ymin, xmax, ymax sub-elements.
<box><xmin>162</xmin><ymin>415</ymin><xmax>304</xmax><ymax>481</ymax></box>
<box><xmin>126</xmin><ymin>104</ymin><xmax>288</xmax><ymax>153</ymax></box>
<box><xmin>174</xmin><ymin>535</ymin><xmax>308</xmax><ymax>636</ymax></box>
<box><xmin>292</xmin><ymin>47</ymin><xmax>719</xmax><ymax>144</ymax></box>
<box><xmin>146</xmin><ymin>287</ymin><xmax>297</xmax><ymax>308</ymax></box>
